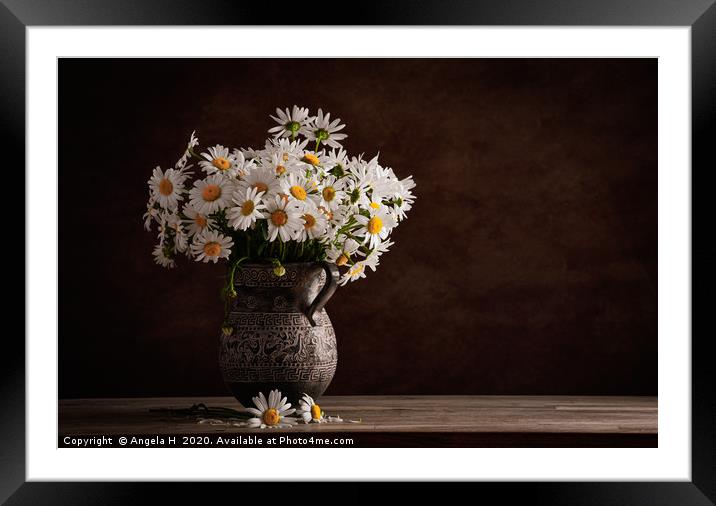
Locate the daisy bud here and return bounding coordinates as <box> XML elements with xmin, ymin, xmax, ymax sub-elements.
<box><xmin>273</xmin><ymin>264</ymin><xmax>286</xmax><ymax>277</ymax></box>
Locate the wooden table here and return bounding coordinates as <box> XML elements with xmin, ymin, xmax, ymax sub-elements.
<box><xmin>59</xmin><ymin>396</ymin><xmax>657</xmax><ymax>447</ymax></box>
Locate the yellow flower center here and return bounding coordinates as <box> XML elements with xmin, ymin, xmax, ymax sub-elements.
<box><xmin>303</xmin><ymin>213</ymin><xmax>316</xmax><ymax>229</ymax></box>
<box><xmin>240</xmin><ymin>200</ymin><xmax>255</xmax><ymax>216</ymax></box>
<box><xmin>275</xmin><ymin>165</ymin><xmax>286</xmax><ymax>175</ymax></box>
<box><xmin>370</xmin><ymin>202</ymin><xmax>380</xmax><ymax>209</ymax></box>
<box><xmin>290</xmin><ymin>185</ymin><xmax>307</xmax><ymax>200</ymax></box>
<box><xmin>336</xmin><ymin>253</ymin><xmax>349</xmax><ymax>266</ymax></box>
<box><xmin>201</xmin><ymin>184</ymin><xmax>221</xmax><ymax>202</ymax></box>
<box><xmin>203</xmin><ymin>242</ymin><xmax>221</xmax><ymax>257</ymax></box>
<box><xmin>271</xmin><ymin>210</ymin><xmax>288</xmax><ymax>226</ymax></box>
<box><xmin>310</xmin><ymin>404</ymin><xmax>322</xmax><ymax>420</ymax></box>
<box><xmin>367</xmin><ymin>216</ymin><xmax>383</xmax><ymax>235</ymax></box>
<box><xmin>301</xmin><ymin>153</ymin><xmax>320</xmax><ymax>165</ymax></box>
<box><xmin>158</xmin><ymin>178</ymin><xmax>173</xmax><ymax>196</ymax></box>
<box><xmin>195</xmin><ymin>214</ymin><xmax>208</xmax><ymax>228</ymax></box>
<box><xmin>212</xmin><ymin>157</ymin><xmax>231</xmax><ymax>171</ymax></box>
<box><xmin>263</xmin><ymin>408</ymin><xmax>280</xmax><ymax>426</ymax></box>
<box><xmin>282</xmin><ymin>152</ymin><xmax>290</xmax><ymax>162</ymax></box>
<box><xmin>322</xmin><ymin>186</ymin><xmax>336</xmax><ymax>202</ymax></box>
<box><xmin>349</xmin><ymin>264</ymin><xmax>364</xmax><ymax>276</ymax></box>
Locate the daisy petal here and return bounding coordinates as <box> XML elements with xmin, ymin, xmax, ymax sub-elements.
<box><xmin>245</xmin><ymin>407</ymin><xmax>263</xmax><ymax>417</ymax></box>
<box><xmin>258</xmin><ymin>392</ymin><xmax>268</xmax><ymax>411</ymax></box>
<box><xmin>253</xmin><ymin>395</ymin><xmax>267</xmax><ymax>412</ymax></box>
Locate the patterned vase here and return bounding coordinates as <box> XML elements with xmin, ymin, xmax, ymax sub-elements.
<box><xmin>219</xmin><ymin>262</ymin><xmax>340</xmax><ymax>407</ymax></box>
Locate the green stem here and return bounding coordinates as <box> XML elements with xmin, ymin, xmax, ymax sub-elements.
<box><xmin>227</xmin><ymin>256</ymin><xmax>248</xmax><ymax>298</ymax></box>
<box><xmin>222</xmin><ymin>255</ymin><xmax>248</xmax><ymax>323</ymax></box>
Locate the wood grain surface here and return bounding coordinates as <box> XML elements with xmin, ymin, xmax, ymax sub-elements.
<box><xmin>59</xmin><ymin>395</ymin><xmax>657</xmax><ymax>437</ymax></box>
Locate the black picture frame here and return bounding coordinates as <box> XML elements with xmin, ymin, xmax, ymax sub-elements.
<box><xmin>4</xmin><ymin>0</ymin><xmax>712</xmax><ymax>502</ymax></box>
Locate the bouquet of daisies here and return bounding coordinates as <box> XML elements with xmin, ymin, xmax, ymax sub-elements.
<box><xmin>143</xmin><ymin>106</ymin><xmax>415</xmax><ymax>288</ymax></box>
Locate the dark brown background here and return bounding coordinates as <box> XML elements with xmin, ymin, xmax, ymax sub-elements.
<box><xmin>59</xmin><ymin>58</ymin><xmax>657</xmax><ymax>398</ymax></box>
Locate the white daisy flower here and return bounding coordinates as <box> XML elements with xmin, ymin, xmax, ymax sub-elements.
<box><xmin>363</xmin><ymin>155</ymin><xmax>393</xmax><ymax>181</ymax></box>
<box><xmin>366</xmin><ymin>199</ymin><xmax>385</xmax><ymax>212</ymax></box>
<box><xmin>296</xmin><ymin>393</ymin><xmax>325</xmax><ymax>423</ymax></box>
<box><xmin>298</xmin><ymin>150</ymin><xmax>328</xmax><ymax>168</ymax></box>
<box><xmin>370</xmin><ymin>177</ymin><xmax>401</xmax><ymax>204</ymax></box>
<box><xmin>188</xmin><ymin>174</ymin><xmax>234</xmax><ymax>215</ymax></box>
<box><xmin>355</xmin><ymin>207</ymin><xmax>397</xmax><ymax>249</ymax></box>
<box><xmin>190</xmin><ymin>229</ymin><xmax>234</xmax><ymax>263</ymax></box>
<box><xmin>143</xmin><ymin>196</ymin><xmax>159</xmax><ymax>232</ymax></box>
<box><xmin>166</xmin><ymin>214</ymin><xmax>189</xmax><ymax>252</ymax></box>
<box><xmin>350</xmin><ymin>155</ymin><xmax>382</xmax><ymax>192</ymax></box>
<box><xmin>148</xmin><ymin>166</ymin><xmax>185</xmax><ymax>210</ymax></box>
<box><xmin>323</xmin><ymin>204</ymin><xmax>349</xmax><ymax>229</ymax></box>
<box><xmin>296</xmin><ymin>201</ymin><xmax>329</xmax><ymax>241</ymax></box>
<box><xmin>268</xmin><ymin>105</ymin><xmax>312</xmax><ymax>139</ymax></box>
<box><xmin>263</xmin><ymin>195</ymin><xmax>303</xmax><ymax>242</ymax></box>
<box><xmin>237</xmin><ymin>165</ymin><xmax>281</xmax><ymax>197</ymax></box>
<box><xmin>368</xmin><ymin>238</ymin><xmax>394</xmax><ymax>260</ymax></box>
<box><xmin>245</xmin><ymin>390</ymin><xmax>297</xmax><ymax>429</ymax></box>
<box><xmin>187</xmin><ymin>130</ymin><xmax>199</xmax><ymax>150</ymax></box>
<box><xmin>325</xmin><ymin>147</ymin><xmax>349</xmax><ymax>175</ymax></box>
<box><xmin>393</xmin><ymin>175</ymin><xmax>417</xmax><ymax>220</ymax></box>
<box><xmin>344</xmin><ymin>178</ymin><xmax>372</xmax><ymax>211</ymax></box>
<box><xmin>239</xmin><ymin>145</ymin><xmax>263</xmax><ymax>161</ymax></box>
<box><xmin>317</xmin><ymin>175</ymin><xmax>346</xmax><ymax>212</ymax></box>
<box><xmin>232</xmin><ymin>149</ymin><xmax>257</xmax><ymax>178</ymax></box>
<box><xmin>174</xmin><ymin>130</ymin><xmax>199</xmax><ymax>172</ymax></box>
<box><xmin>155</xmin><ymin>211</ymin><xmax>171</xmax><ymax>247</ymax></box>
<box><xmin>152</xmin><ymin>244</ymin><xmax>176</xmax><ymax>268</ymax></box>
<box><xmin>227</xmin><ymin>187</ymin><xmax>267</xmax><ymax>231</ymax></box>
<box><xmin>181</xmin><ymin>204</ymin><xmax>214</xmax><ymax>237</ymax></box>
<box><xmin>177</xmin><ymin>234</ymin><xmax>189</xmax><ymax>254</ymax></box>
<box><xmin>302</xmin><ymin>108</ymin><xmax>347</xmax><ymax>149</ymax></box>
<box><xmin>338</xmin><ymin>255</ymin><xmax>379</xmax><ymax>286</ymax></box>
<box><xmin>261</xmin><ymin>151</ymin><xmax>301</xmax><ymax>178</ymax></box>
<box><xmin>398</xmin><ymin>175</ymin><xmax>416</xmax><ymax>201</ymax></box>
<box><xmin>279</xmin><ymin>172</ymin><xmax>315</xmax><ymax>204</ymax></box>
<box><xmin>274</xmin><ymin>137</ymin><xmax>310</xmax><ymax>163</ymax></box>
<box><xmin>327</xmin><ymin>238</ymin><xmax>361</xmax><ymax>267</ymax></box>
<box><xmin>198</xmin><ymin>145</ymin><xmax>239</xmax><ymax>178</ymax></box>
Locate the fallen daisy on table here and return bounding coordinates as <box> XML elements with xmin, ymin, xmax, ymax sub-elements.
<box><xmin>296</xmin><ymin>393</ymin><xmax>326</xmax><ymax>423</ymax></box>
<box><xmin>245</xmin><ymin>389</ymin><xmax>298</xmax><ymax>429</ymax></box>
<box><xmin>188</xmin><ymin>389</ymin><xmax>363</xmax><ymax>428</ymax></box>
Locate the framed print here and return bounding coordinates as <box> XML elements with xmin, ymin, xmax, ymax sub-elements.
<box><xmin>4</xmin><ymin>0</ymin><xmax>713</xmax><ymax>502</ymax></box>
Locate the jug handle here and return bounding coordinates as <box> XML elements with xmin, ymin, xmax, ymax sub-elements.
<box><xmin>306</xmin><ymin>261</ymin><xmax>339</xmax><ymax>326</ymax></box>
